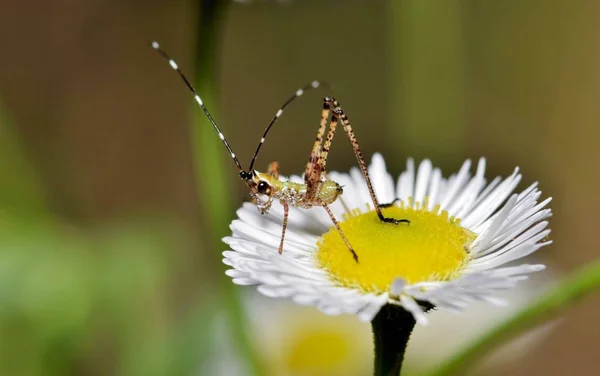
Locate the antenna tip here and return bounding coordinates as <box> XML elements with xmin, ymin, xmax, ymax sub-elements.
<box><xmin>151</xmin><ymin>41</ymin><xmax>160</xmax><ymax>49</ymax></box>
<box><xmin>311</xmin><ymin>80</ymin><xmax>320</xmax><ymax>88</ymax></box>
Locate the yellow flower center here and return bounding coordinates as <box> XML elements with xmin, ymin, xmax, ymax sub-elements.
<box><xmin>270</xmin><ymin>312</ymin><xmax>371</xmax><ymax>376</ymax></box>
<box><xmin>316</xmin><ymin>202</ymin><xmax>475</xmax><ymax>293</ymax></box>
<box><xmin>284</xmin><ymin>330</ymin><xmax>350</xmax><ymax>373</ymax></box>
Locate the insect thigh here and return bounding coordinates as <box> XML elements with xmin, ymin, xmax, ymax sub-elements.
<box><xmin>323</xmin><ymin>97</ymin><xmax>410</xmax><ymax>226</ymax></box>
<box><xmin>304</xmin><ymin>97</ymin><xmax>333</xmax><ymax>201</ymax></box>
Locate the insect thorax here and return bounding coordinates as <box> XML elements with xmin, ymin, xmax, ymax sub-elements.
<box><xmin>273</xmin><ymin>180</ymin><xmax>307</xmax><ymax>207</ymax></box>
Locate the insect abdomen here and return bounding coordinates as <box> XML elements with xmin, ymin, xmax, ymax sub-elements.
<box><xmin>317</xmin><ymin>180</ymin><xmax>343</xmax><ymax>205</ymax></box>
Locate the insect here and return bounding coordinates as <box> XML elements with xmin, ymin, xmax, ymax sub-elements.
<box><xmin>151</xmin><ymin>41</ymin><xmax>409</xmax><ymax>262</ymax></box>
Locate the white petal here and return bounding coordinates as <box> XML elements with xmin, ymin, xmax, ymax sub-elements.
<box><xmin>414</xmin><ymin>159</ymin><xmax>433</xmax><ymax>205</ymax></box>
<box><xmin>369</xmin><ymin>153</ymin><xmax>396</xmax><ymax>204</ymax></box>
<box><xmin>391</xmin><ymin>278</ymin><xmax>407</xmax><ymax>295</ymax></box>
<box><xmin>427</xmin><ymin>168</ymin><xmax>443</xmax><ymax>211</ymax></box>
<box><xmin>450</xmin><ymin>158</ymin><xmax>487</xmax><ymax>218</ymax></box>
<box><xmin>462</xmin><ymin>168</ymin><xmax>522</xmax><ymax>229</ymax></box>
<box><xmin>400</xmin><ymin>296</ymin><xmax>429</xmax><ymax>326</ymax></box>
<box><xmin>439</xmin><ymin>159</ymin><xmax>471</xmax><ymax>210</ymax></box>
<box><xmin>397</xmin><ymin>158</ymin><xmax>415</xmax><ymax>202</ymax></box>
<box><xmin>223</xmin><ymin>155</ymin><xmax>551</xmax><ymax>324</ymax></box>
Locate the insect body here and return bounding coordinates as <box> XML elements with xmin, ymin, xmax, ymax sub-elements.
<box><xmin>151</xmin><ymin>41</ymin><xmax>409</xmax><ymax>262</ymax></box>
<box><xmin>252</xmin><ymin>167</ymin><xmax>343</xmax><ymax>212</ymax></box>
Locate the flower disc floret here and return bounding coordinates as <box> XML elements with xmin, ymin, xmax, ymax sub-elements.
<box><xmin>223</xmin><ymin>154</ymin><xmax>552</xmax><ymax>324</ymax></box>
<box><xmin>317</xmin><ymin>204</ymin><xmax>475</xmax><ymax>292</ymax></box>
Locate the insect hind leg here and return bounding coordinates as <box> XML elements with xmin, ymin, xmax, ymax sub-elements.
<box><xmin>323</xmin><ymin>204</ymin><xmax>359</xmax><ymax>263</ymax></box>
<box><xmin>329</xmin><ymin>102</ymin><xmax>409</xmax><ymax>226</ymax></box>
<box><xmin>304</xmin><ymin>97</ymin><xmax>332</xmax><ymax>201</ymax></box>
<box><xmin>380</xmin><ymin>198</ymin><xmax>400</xmax><ymax>208</ymax></box>
<box><xmin>380</xmin><ymin>198</ymin><xmax>411</xmax><ymax>223</ymax></box>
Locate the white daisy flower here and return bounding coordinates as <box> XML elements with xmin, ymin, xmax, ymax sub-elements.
<box><xmin>222</xmin><ymin>154</ymin><xmax>552</xmax><ymax>325</ymax></box>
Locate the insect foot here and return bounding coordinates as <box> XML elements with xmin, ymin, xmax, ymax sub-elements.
<box><xmin>378</xmin><ymin>199</ymin><xmax>410</xmax><ymax>224</ymax></box>
<box><xmin>380</xmin><ymin>198</ymin><xmax>401</xmax><ymax>208</ymax></box>
<box><xmin>379</xmin><ymin>214</ymin><xmax>411</xmax><ymax>226</ymax></box>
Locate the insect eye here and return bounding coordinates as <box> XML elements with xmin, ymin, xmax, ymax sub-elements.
<box><xmin>257</xmin><ymin>181</ymin><xmax>270</xmax><ymax>194</ymax></box>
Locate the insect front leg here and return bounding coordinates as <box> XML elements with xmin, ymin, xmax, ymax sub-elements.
<box><xmin>256</xmin><ymin>196</ymin><xmax>273</xmax><ymax>214</ymax></box>
<box><xmin>278</xmin><ymin>201</ymin><xmax>290</xmax><ymax>254</ymax></box>
<box><xmin>330</xmin><ymin>102</ymin><xmax>410</xmax><ymax>226</ymax></box>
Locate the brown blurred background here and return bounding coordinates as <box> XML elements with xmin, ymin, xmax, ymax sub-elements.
<box><xmin>0</xmin><ymin>0</ymin><xmax>598</xmax><ymax>375</ymax></box>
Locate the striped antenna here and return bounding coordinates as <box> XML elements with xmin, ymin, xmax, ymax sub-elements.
<box><xmin>150</xmin><ymin>41</ymin><xmax>246</xmax><ymax>176</ymax></box>
<box><xmin>248</xmin><ymin>80</ymin><xmax>326</xmax><ymax>172</ymax></box>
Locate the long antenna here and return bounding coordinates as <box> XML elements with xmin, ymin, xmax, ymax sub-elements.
<box><xmin>247</xmin><ymin>80</ymin><xmax>326</xmax><ymax>172</ymax></box>
<box><xmin>150</xmin><ymin>41</ymin><xmax>245</xmax><ymax>175</ymax></box>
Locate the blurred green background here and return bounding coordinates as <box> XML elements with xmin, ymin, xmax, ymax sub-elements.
<box><xmin>0</xmin><ymin>0</ymin><xmax>598</xmax><ymax>375</ymax></box>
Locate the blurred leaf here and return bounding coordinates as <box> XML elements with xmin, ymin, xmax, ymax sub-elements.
<box><xmin>0</xmin><ymin>106</ymin><xmax>50</xmax><ymax>220</ymax></box>
<box><xmin>0</xmin><ymin>222</ymin><xmax>91</xmax><ymax>376</ymax></box>
<box><xmin>0</xmin><ymin>215</ymin><xmax>198</xmax><ymax>376</ymax></box>
<box><xmin>426</xmin><ymin>259</ymin><xmax>600</xmax><ymax>376</ymax></box>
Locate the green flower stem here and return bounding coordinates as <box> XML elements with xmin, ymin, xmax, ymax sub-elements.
<box><xmin>427</xmin><ymin>259</ymin><xmax>600</xmax><ymax>376</ymax></box>
<box><xmin>194</xmin><ymin>1</ymin><xmax>262</xmax><ymax>375</ymax></box>
<box><xmin>372</xmin><ymin>304</ymin><xmax>417</xmax><ymax>376</ymax></box>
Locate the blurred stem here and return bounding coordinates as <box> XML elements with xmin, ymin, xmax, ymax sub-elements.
<box><xmin>427</xmin><ymin>259</ymin><xmax>600</xmax><ymax>376</ymax></box>
<box><xmin>372</xmin><ymin>305</ymin><xmax>416</xmax><ymax>376</ymax></box>
<box><xmin>389</xmin><ymin>0</ymin><xmax>467</xmax><ymax>162</ymax></box>
<box><xmin>194</xmin><ymin>1</ymin><xmax>262</xmax><ymax>375</ymax></box>
<box><xmin>0</xmin><ymin>107</ymin><xmax>51</xmax><ymax>222</ymax></box>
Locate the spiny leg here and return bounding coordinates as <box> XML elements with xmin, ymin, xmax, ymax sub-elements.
<box><xmin>330</xmin><ymin>100</ymin><xmax>409</xmax><ymax>225</ymax></box>
<box><xmin>380</xmin><ymin>198</ymin><xmax>401</xmax><ymax>208</ymax></box>
<box><xmin>304</xmin><ymin>97</ymin><xmax>332</xmax><ymax>201</ymax></box>
<box><xmin>319</xmin><ymin>106</ymin><xmax>381</xmax><ymax>218</ymax></box>
<box><xmin>316</xmin><ymin>103</ymin><xmax>339</xmax><ymax>174</ymax></box>
<box><xmin>323</xmin><ymin>204</ymin><xmax>359</xmax><ymax>263</ymax></box>
<box><xmin>278</xmin><ymin>201</ymin><xmax>290</xmax><ymax>254</ymax></box>
<box><xmin>314</xmin><ymin>104</ymin><xmax>354</xmax><ymax>215</ymax></box>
